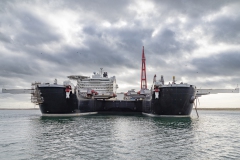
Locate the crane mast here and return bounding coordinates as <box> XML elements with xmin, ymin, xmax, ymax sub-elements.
<box><xmin>141</xmin><ymin>46</ymin><xmax>147</xmax><ymax>89</ymax></box>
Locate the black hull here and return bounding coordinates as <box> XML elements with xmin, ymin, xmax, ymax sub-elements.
<box><xmin>38</xmin><ymin>86</ymin><xmax>142</xmax><ymax>115</ymax></box>
<box><xmin>38</xmin><ymin>85</ymin><xmax>196</xmax><ymax>116</ymax></box>
<box><xmin>38</xmin><ymin>86</ymin><xmax>78</xmax><ymax>114</ymax></box>
<box><xmin>143</xmin><ymin>86</ymin><xmax>196</xmax><ymax>116</ymax></box>
<box><xmin>78</xmin><ymin>100</ymin><xmax>142</xmax><ymax>113</ymax></box>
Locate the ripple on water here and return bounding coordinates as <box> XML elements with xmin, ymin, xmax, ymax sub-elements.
<box><xmin>0</xmin><ymin>110</ymin><xmax>240</xmax><ymax>159</ymax></box>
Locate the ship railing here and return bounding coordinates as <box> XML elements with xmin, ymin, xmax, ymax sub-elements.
<box><xmin>31</xmin><ymin>82</ymin><xmax>44</xmax><ymax>104</ymax></box>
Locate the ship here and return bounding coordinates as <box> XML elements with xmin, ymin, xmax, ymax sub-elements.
<box><xmin>2</xmin><ymin>47</ymin><xmax>239</xmax><ymax>116</ymax></box>
<box><xmin>31</xmin><ymin>80</ymin><xmax>79</xmax><ymax>115</ymax></box>
<box><xmin>142</xmin><ymin>75</ymin><xmax>196</xmax><ymax>117</ymax></box>
<box><xmin>68</xmin><ymin>68</ymin><xmax>118</xmax><ymax>100</ymax></box>
<box><xmin>3</xmin><ymin>73</ymin><xmax>239</xmax><ymax>117</ymax></box>
<box><xmin>29</xmin><ymin>69</ymin><xmax>143</xmax><ymax>115</ymax></box>
<box><xmin>29</xmin><ymin>74</ymin><xmax>239</xmax><ymax>116</ymax></box>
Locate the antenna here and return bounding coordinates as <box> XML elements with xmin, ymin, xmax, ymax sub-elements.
<box><xmin>140</xmin><ymin>46</ymin><xmax>147</xmax><ymax>89</ymax></box>
<box><xmin>100</xmin><ymin>68</ymin><xmax>103</xmax><ymax>77</ymax></box>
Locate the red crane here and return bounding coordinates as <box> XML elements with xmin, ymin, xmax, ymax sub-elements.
<box><xmin>140</xmin><ymin>46</ymin><xmax>147</xmax><ymax>89</ymax></box>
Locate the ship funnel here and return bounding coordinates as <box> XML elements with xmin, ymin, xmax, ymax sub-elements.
<box><xmin>160</xmin><ymin>75</ymin><xmax>164</xmax><ymax>85</ymax></box>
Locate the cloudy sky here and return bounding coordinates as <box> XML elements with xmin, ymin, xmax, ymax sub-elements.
<box><xmin>0</xmin><ymin>0</ymin><xmax>240</xmax><ymax>108</ymax></box>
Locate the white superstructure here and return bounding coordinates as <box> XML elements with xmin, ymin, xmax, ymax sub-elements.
<box><xmin>68</xmin><ymin>69</ymin><xmax>118</xmax><ymax>99</ymax></box>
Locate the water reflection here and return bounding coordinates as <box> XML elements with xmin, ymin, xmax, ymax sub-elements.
<box><xmin>39</xmin><ymin>116</ymin><xmax>76</xmax><ymax>124</ymax></box>
<box><xmin>2</xmin><ymin>110</ymin><xmax>239</xmax><ymax>159</ymax></box>
<box><xmin>151</xmin><ymin>116</ymin><xmax>192</xmax><ymax>126</ymax></box>
<box><xmin>28</xmin><ymin>113</ymin><xmax>200</xmax><ymax>159</ymax></box>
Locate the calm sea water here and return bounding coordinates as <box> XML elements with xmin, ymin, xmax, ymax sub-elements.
<box><xmin>0</xmin><ymin>109</ymin><xmax>240</xmax><ymax>160</ymax></box>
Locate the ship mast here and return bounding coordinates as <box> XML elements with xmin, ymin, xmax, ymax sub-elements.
<box><xmin>140</xmin><ymin>46</ymin><xmax>147</xmax><ymax>89</ymax></box>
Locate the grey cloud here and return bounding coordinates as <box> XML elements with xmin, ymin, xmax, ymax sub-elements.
<box><xmin>151</xmin><ymin>0</ymin><xmax>240</xmax><ymax>46</ymax></box>
<box><xmin>148</xmin><ymin>28</ymin><xmax>197</xmax><ymax>56</ymax></box>
<box><xmin>153</xmin><ymin>0</ymin><xmax>238</xmax><ymax>18</ymax></box>
<box><xmin>0</xmin><ymin>3</ymin><xmax>62</xmax><ymax>57</ymax></box>
<box><xmin>82</xmin><ymin>22</ymin><xmax>153</xmax><ymax>51</ymax></box>
<box><xmin>190</xmin><ymin>51</ymin><xmax>240</xmax><ymax>76</ymax></box>
<box><xmin>59</xmin><ymin>0</ymin><xmax>131</xmax><ymax>22</ymax></box>
<box><xmin>12</xmin><ymin>12</ymin><xmax>61</xmax><ymax>46</ymax></box>
<box><xmin>0</xmin><ymin>32</ymin><xmax>11</xmax><ymax>43</ymax></box>
<box><xmin>208</xmin><ymin>15</ymin><xmax>240</xmax><ymax>44</ymax></box>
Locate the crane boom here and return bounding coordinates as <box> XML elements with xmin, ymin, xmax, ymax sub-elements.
<box><xmin>2</xmin><ymin>88</ymin><xmax>32</xmax><ymax>94</ymax></box>
<box><xmin>196</xmin><ymin>88</ymin><xmax>239</xmax><ymax>97</ymax></box>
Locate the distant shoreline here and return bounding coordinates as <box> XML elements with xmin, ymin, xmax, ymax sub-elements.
<box><xmin>193</xmin><ymin>108</ymin><xmax>240</xmax><ymax>110</ymax></box>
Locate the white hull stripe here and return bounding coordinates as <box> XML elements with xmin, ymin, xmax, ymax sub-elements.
<box><xmin>142</xmin><ymin>112</ymin><xmax>190</xmax><ymax>117</ymax></box>
<box><xmin>42</xmin><ymin>112</ymin><xmax>98</xmax><ymax>117</ymax></box>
